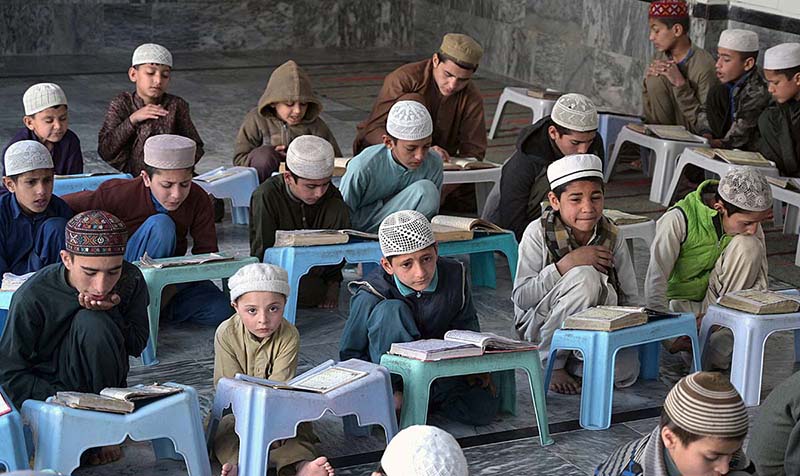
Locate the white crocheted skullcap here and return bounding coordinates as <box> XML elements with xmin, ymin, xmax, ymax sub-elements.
<box><xmin>718</xmin><ymin>167</ymin><xmax>772</xmax><ymax>212</ymax></box>
<box><xmin>386</xmin><ymin>100</ymin><xmax>433</xmax><ymax>141</ymax></box>
<box><xmin>132</xmin><ymin>43</ymin><xmax>173</xmax><ymax>67</ymax></box>
<box><xmin>764</xmin><ymin>43</ymin><xmax>800</xmax><ymax>70</ymax></box>
<box><xmin>551</xmin><ymin>93</ymin><xmax>598</xmax><ymax>132</ymax></box>
<box><xmin>379</xmin><ymin>210</ymin><xmax>435</xmax><ymax>257</ymax></box>
<box><xmin>229</xmin><ymin>263</ymin><xmax>291</xmax><ymax>302</ymax></box>
<box><xmin>381</xmin><ymin>425</ymin><xmax>468</xmax><ymax>476</ymax></box>
<box><xmin>664</xmin><ymin>372</ymin><xmax>749</xmax><ymax>438</ymax></box>
<box><xmin>286</xmin><ymin>135</ymin><xmax>335</xmax><ymax>180</ymax></box>
<box><xmin>718</xmin><ymin>29</ymin><xmax>759</xmax><ymax>53</ymax></box>
<box><xmin>23</xmin><ymin>83</ymin><xmax>68</xmax><ymax>116</ymax></box>
<box><xmin>143</xmin><ymin>134</ymin><xmax>196</xmax><ymax>170</ymax></box>
<box><xmin>547</xmin><ymin>154</ymin><xmax>603</xmax><ymax>190</ymax></box>
<box><xmin>4</xmin><ymin>140</ymin><xmax>53</xmax><ymax>176</ymax></box>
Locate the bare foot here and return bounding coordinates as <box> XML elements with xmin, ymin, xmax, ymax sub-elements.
<box><xmin>221</xmin><ymin>462</ymin><xmax>238</xmax><ymax>476</ymax></box>
<box><xmin>549</xmin><ymin>369</ymin><xmax>581</xmax><ymax>395</ymax></box>
<box><xmin>83</xmin><ymin>445</ymin><xmax>122</xmax><ymax>466</ymax></box>
<box><xmin>393</xmin><ymin>390</ymin><xmax>403</xmax><ymax>412</ymax></box>
<box><xmin>297</xmin><ymin>456</ymin><xmax>335</xmax><ymax>476</ymax></box>
<box><xmin>317</xmin><ymin>282</ymin><xmax>340</xmax><ymax>309</ymax></box>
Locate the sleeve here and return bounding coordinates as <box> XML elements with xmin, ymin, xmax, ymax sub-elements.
<box><xmin>232</xmin><ymin>110</ymin><xmax>264</xmax><ymax>167</ymax></box>
<box><xmin>339</xmin><ymin>161</ymin><xmax>368</xmax><ymax>212</ymax></box>
<box><xmin>511</xmin><ymin>220</ymin><xmax>563</xmax><ymax>311</ymax></box>
<box><xmin>675</xmin><ymin>61</ymin><xmax>717</xmax><ymax>133</ymax></box>
<box><xmin>756</xmin><ymin>107</ymin><xmax>798</xmax><ymax>177</ymax></box>
<box><xmin>65</xmin><ymin>133</ymin><xmax>84</xmax><ymax>175</ymax></box>
<box><xmin>644</xmin><ymin>209</ymin><xmax>686</xmax><ymax>312</ymax></box>
<box><xmin>176</xmin><ymin>99</ymin><xmax>205</xmax><ymax>162</ymax></box>
<box><xmin>456</xmin><ymin>88</ymin><xmax>488</xmax><ymax>159</ymax></box>
<box><xmin>339</xmin><ymin>289</ymin><xmax>380</xmax><ymax>362</ymax></box>
<box><xmin>189</xmin><ymin>187</ymin><xmax>219</xmax><ymax>255</ymax></box>
<box><xmin>213</xmin><ymin>324</ymin><xmax>245</xmax><ymax>387</ymax></box>
<box><xmin>448</xmin><ymin>264</ymin><xmax>481</xmax><ymax>332</ymax></box>
<box><xmin>62</xmin><ymin>188</ymin><xmax>102</xmax><ymax>214</ymax></box>
<box><xmin>118</xmin><ymin>268</ymin><xmax>150</xmax><ymax>357</ymax></box>
<box><xmin>497</xmin><ymin>154</ymin><xmax>538</xmax><ymax>241</ymax></box>
<box><xmin>614</xmin><ymin>230</ymin><xmax>641</xmax><ymax>306</ymax></box>
<box><xmin>248</xmin><ymin>186</ymin><xmax>279</xmax><ymax>259</ymax></box>
<box><xmin>431</xmin><ymin>160</ymin><xmax>444</xmax><ymax>189</ymax></box>
<box><xmin>266</xmin><ymin>324</ymin><xmax>300</xmax><ymax>382</ymax></box>
<box><xmin>97</xmin><ymin>95</ymin><xmax>137</xmax><ymax>169</ymax></box>
<box><xmin>367</xmin><ymin>71</ymin><xmax>419</xmax><ymax>136</ymax></box>
<box><xmin>0</xmin><ymin>234</ymin><xmax>8</xmax><ymax>276</ymax></box>
<box><xmin>723</xmin><ymin>86</ymin><xmax>773</xmax><ymax>150</ymax></box>
<box><xmin>696</xmin><ymin>96</ymin><xmax>713</xmax><ymax>136</ymax></box>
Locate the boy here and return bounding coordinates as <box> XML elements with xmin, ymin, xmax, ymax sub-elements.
<box><xmin>249</xmin><ymin>135</ymin><xmax>349</xmax><ymax>309</ymax></box>
<box><xmin>697</xmin><ymin>29</ymin><xmax>771</xmax><ymax>151</ymax></box>
<box><xmin>64</xmin><ymin>134</ymin><xmax>230</xmax><ymax>327</ymax></box>
<box><xmin>643</xmin><ymin>0</ymin><xmax>717</xmax><ymax>132</ymax></box>
<box><xmin>748</xmin><ymin>370</ymin><xmax>800</xmax><ymax>476</ymax></box>
<box><xmin>212</xmin><ymin>263</ymin><xmax>334</xmax><ymax>476</ymax></box>
<box><xmin>233</xmin><ymin>60</ymin><xmax>342</xmax><ymax>183</ymax></box>
<box><xmin>340</xmin><ymin>100</ymin><xmax>443</xmax><ymax>233</ymax></box>
<box><xmin>595</xmin><ymin>372</ymin><xmax>753</xmax><ymax>476</ymax></box>
<box><xmin>339</xmin><ymin>210</ymin><xmax>499</xmax><ymax>425</ymax></box>
<box><xmin>512</xmin><ymin>154</ymin><xmax>640</xmax><ymax>395</ymax></box>
<box><xmin>482</xmin><ymin>93</ymin><xmax>605</xmax><ymax>241</ymax></box>
<box><xmin>98</xmin><ymin>43</ymin><xmax>204</xmax><ymax>175</ymax></box>
<box><xmin>371</xmin><ymin>425</ymin><xmax>467</xmax><ymax>476</ymax></box>
<box><xmin>645</xmin><ymin>167</ymin><xmax>772</xmax><ymax>369</ymax></box>
<box><xmin>758</xmin><ymin>42</ymin><xmax>800</xmax><ymax>177</ymax></box>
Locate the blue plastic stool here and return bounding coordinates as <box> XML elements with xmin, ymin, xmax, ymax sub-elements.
<box><xmin>597</xmin><ymin>113</ymin><xmax>642</xmax><ymax>168</ymax></box>
<box><xmin>21</xmin><ymin>383</ymin><xmax>209</xmax><ymax>476</ymax></box>
<box><xmin>0</xmin><ymin>386</ymin><xmax>28</xmax><ymax>471</ymax></box>
<box><xmin>53</xmin><ymin>173</ymin><xmax>132</xmax><ymax>196</ymax></box>
<box><xmin>544</xmin><ymin>313</ymin><xmax>700</xmax><ymax>430</ymax></box>
<box><xmin>207</xmin><ymin>359</ymin><xmax>397</xmax><ymax>475</ymax></box>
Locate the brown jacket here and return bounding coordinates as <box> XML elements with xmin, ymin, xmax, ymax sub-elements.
<box><xmin>353</xmin><ymin>59</ymin><xmax>487</xmax><ymax>159</ymax></box>
<box><xmin>233</xmin><ymin>60</ymin><xmax>342</xmax><ymax>166</ymax></box>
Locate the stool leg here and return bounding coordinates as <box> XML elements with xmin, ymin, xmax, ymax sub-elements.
<box><xmin>142</xmin><ymin>285</ymin><xmax>165</xmax><ymax>366</ymax></box>
<box><xmin>232</xmin><ymin>207</ymin><xmax>249</xmax><ymax>225</ymax></box>
<box><xmin>501</xmin><ymin>237</ymin><xmax>519</xmax><ymax>281</ymax></box>
<box><xmin>523</xmin><ymin>361</ymin><xmax>554</xmax><ymax>446</ymax></box>
<box><xmin>152</xmin><ymin>438</ymin><xmax>181</xmax><ymax>461</ymax></box>
<box><xmin>398</xmin><ymin>375</ymin><xmax>431</xmax><ymax>430</ymax></box>
<box><xmin>488</xmin><ymin>94</ymin><xmax>509</xmax><ymax>139</ymax></box>
<box><xmin>342</xmin><ymin>414</ymin><xmax>371</xmax><ymax>438</ymax></box>
<box><xmin>470</xmin><ymin>252</ymin><xmax>496</xmax><ymax>288</ymax></box>
<box><xmin>579</xmin><ymin>344</ymin><xmax>614</xmax><ymax>430</ymax></box>
<box><xmin>794</xmin><ymin>329</ymin><xmax>800</xmax><ymax>363</ymax></box>
<box><xmin>728</xmin><ymin>327</ymin><xmax>763</xmax><ymax>406</ymax></box>
<box><xmin>638</xmin><ymin>342</ymin><xmax>660</xmax><ymax>380</ymax></box>
<box><xmin>236</xmin><ymin>404</ymin><xmax>272</xmax><ymax>476</ymax></box>
<box><xmin>649</xmin><ymin>150</ymin><xmax>668</xmax><ymax>203</ymax></box>
<box><xmin>283</xmin><ymin>267</ymin><xmax>303</xmax><ymax>325</ymax></box>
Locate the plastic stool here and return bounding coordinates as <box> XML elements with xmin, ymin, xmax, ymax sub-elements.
<box><xmin>443</xmin><ymin>168</ymin><xmax>502</xmax><ymax>215</ymax></box>
<box><xmin>22</xmin><ymin>383</ymin><xmax>210</xmax><ymax>476</ymax></box>
<box><xmin>616</xmin><ymin>218</ymin><xmax>656</xmax><ymax>267</ymax></box>
<box><xmin>135</xmin><ymin>255</ymin><xmax>259</xmax><ymax>365</ymax></box>
<box><xmin>207</xmin><ymin>359</ymin><xmax>397</xmax><ymax>475</ymax></box>
<box><xmin>545</xmin><ymin>313</ymin><xmax>700</xmax><ymax>430</ymax></box>
<box><xmin>54</xmin><ymin>173</ymin><xmax>132</xmax><ymax>196</ymax></box>
<box><xmin>488</xmin><ymin>87</ymin><xmax>557</xmax><ymax>139</ymax></box>
<box><xmin>0</xmin><ymin>386</ymin><xmax>28</xmax><ymax>471</ymax></box>
<box><xmin>597</xmin><ymin>113</ymin><xmax>642</xmax><ymax>164</ymax></box>
<box><xmin>193</xmin><ymin>167</ymin><xmax>259</xmax><ymax>225</ymax></box>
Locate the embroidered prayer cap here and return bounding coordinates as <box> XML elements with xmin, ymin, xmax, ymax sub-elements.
<box><xmin>718</xmin><ymin>29</ymin><xmax>759</xmax><ymax>53</ymax></box>
<box><xmin>229</xmin><ymin>263</ymin><xmax>290</xmax><ymax>302</ymax></box>
<box><xmin>285</xmin><ymin>135</ymin><xmax>335</xmax><ymax>180</ymax></box>
<box><xmin>550</xmin><ymin>93</ymin><xmax>599</xmax><ymax>132</ymax></box>
<box><xmin>547</xmin><ymin>154</ymin><xmax>603</xmax><ymax>190</ymax></box>
<box><xmin>664</xmin><ymin>371</ymin><xmax>749</xmax><ymax>438</ymax></box>
<box><xmin>379</xmin><ymin>210</ymin><xmax>436</xmax><ymax>257</ymax></box>
<box><xmin>3</xmin><ymin>140</ymin><xmax>53</xmax><ymax>177</ymax></box>
<box><xmin>380</xmin><ymin>425</ymin><xmax>468</xmax><ymax>476</ymax></box>
<box><xmin>764</xmin><ymin>43</ymin><xmax>800</xmax><ymax>70</ymax></box>
<box><xmin>132</xmin><ymin>43</ymin><xmax>173</xmax><ymax>67</ymax></box>
<box><xmin>649</xmin><ymin>0</ymin><xmax>689</xmax><ymax>18</ymax></box>
<box><xmin>439</xmin><ymin>33</ymin><xmax>483</xmax><ymax>67</ymax></box>
<box><xmin>65</xmin><ymin>210</ymin><xmax>128</xmax><ymax>256</ymax></box>
<box><xmin>23</xmin><ymin>83</ymin><xmax>68</xmax><ymax>116</ymax></box>
<box><xmin>386</xmin><ymin>100</ymin><xmax>433</xmax><ymax>142</ymax></box>
<box><xmin>143</xmin><ymin>134</ymin><xmax>196</xmax><ymax>170</ymax></box>
<box><xmin>718</xmin><ymin>167</ymin><xmax>772</xmax><ymax>212</ymax></box>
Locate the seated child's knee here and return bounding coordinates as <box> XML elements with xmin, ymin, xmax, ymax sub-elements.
<box><xmin>368</xmin><ymin>299</ymin><xmax>413</xmax><ymax>325</ymax></box>
<box><xmin>563</xmin><ymin>266</ymin><xmax>605</xmax><ymax>291</ymax></box>
<box><xmin>644</xmin><ymin>73</ymin><xmax>671</xmax><ymax>95</ymax></box>
<box><xmin>410</xmin><ymin>180</ymin><xmax>440</xmax><ymax>215</ymax></box>
<box><xmin>72</xmin><ymin>309</ymin><xmax>122</xmax><ymax>346</ymax></box>
<box><xmin>41</xmin><ymin>216</ymin><xmax>68</xmax><ymax>237</ymax></box>
<box><xmin>727</xmin><ymin>233</ymin><xmax>764</xmax><ymax>255</ymax></box>
<box><xmin>144</xmin><ymin>213</ymin><xmax>177</xmax><ymax>233</ymax></box>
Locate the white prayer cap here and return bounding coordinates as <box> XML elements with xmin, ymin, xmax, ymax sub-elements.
<box><xmin>764</xmin><ymin>43</ymin><xmax>800</xmax><ymax>70</ymax></box>
<box><xmin>286</xmin><ymin>135</ymin><xmax>335</xmax><ymax>180</ymax></box>
<box><xmin>23</xmin><ymin>83</ymin><xmax>68</xmax><ymax>116</ymax></box>
<box><xmin>132</xmin><ymin>43</ymin><xmax>173</xmax><ymax>67</ymax></box>
<box><xmin>143</xmin><ymin>134</ymin><xmax>196</xmax><ymax>170</ymax></box>
<box><xmin>718</xmin><ymin>29</ymin><xmax>759</xmax><ymax>53</ymax></box>
<box><xmin>4</xmin><ymin>140</ymin><xmax>53</xmax><ymax>176</ymax></box>
<box><xmin>550</xmin><ymin>93</ymin><xmax>598</xmax><ymax>132</ymax></box>
<box><xmin>229</xmin><ymin>263</ymin><xmax>291</xmax><ymax>302</ymax></box>
<box><xmin>547</xmin><ymin>154</ymin><xmax>603</xmax><ymax>190</ymax></box>
<box><xmin>386</xmin><ymin>100</ymin><xmax>433</xmax><ymax>141</ymax></box>
<box><xmin>718</xmin><ymin>167</ymin><xmax>772</xmax><ymax>212</ymax></box>
<box><xmin>380</xmin><ymin>425</ymin><xmax>468</xmax><ymax>476</ymax></box>
<box><xmin>379</xmin><ymin>210</ymin><xmax>436</xmax><ymax>257</ymax></box>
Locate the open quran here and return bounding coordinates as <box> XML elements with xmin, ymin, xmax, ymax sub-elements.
<box><xmin>443</xmin><ymin>157</ymin><xmax>498</xmax><ymax>171</ymax></box>
<box><xmin>52</xmin><ymin>384</ymin><xmax>182</xmax><ymax>414</ymax></box>
<box><xmin>717</xmin><ymin>289</ymin><xmax>800</xmax><ymax>314</ymax></box>
<box><xmin>563</xmin><ymin>306</ymin><xmax>648</xmax><ymax>331</ymax></box>
<box><xmin>713</xmin><ymin>149</ymin><xmax>774</xmax><ymax>167</ymax></box>
<box><xmin>389</xmin><ymin>330</ymin><xmax>537</xmax><ymax>361</ymax></box>
<box><xmin>526</xmin><ymin>87</ymin><xmax>562</xmax><ymax>100</ymax></box>
<box><xmin>643</xmin><ymin>124</ymin><xmax>706</xmax><ymax>143</ymax></box>
<box><xmin>237</xmin><ymin>360</ymin><xmax>367</xmax><ymax>394</ymax></box>
<box><xmin>138</xmin><ymin>252</ymin><xmax>235</xmax><ymax>268</ymax></box>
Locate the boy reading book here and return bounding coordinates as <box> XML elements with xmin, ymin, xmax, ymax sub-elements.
<box><xmin>339</xmin><ymin>210</ymin><xmax>500</xmax><ymax>425</ymax></box>
<box><xmin>512</xmin><ymin>154</ymin><xmax>640</xmax><ymax>395</ymax></box>
<box><xmin>748</xmin><ymin>370</ymin><xmax>800</xmax><ymax>476</ymax></box>
<box><xmin>758</xmin><ymin>43</ymin><xmax>800</xmax><ymax>177</ymax></box>
<box><xmin>212</xmin><ymin>263</ymin><xmax>334</xmax><ymax>476</ymax></box>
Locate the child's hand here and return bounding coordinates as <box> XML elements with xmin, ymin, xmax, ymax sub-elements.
<box><xmin>659</xmin><ymin>60</ymin><xmax>686</xmax><ymax>87</ymax></box>
<box><xmin>129</xmin><ymin>104</ymin><xmax>169</xmax><ymax>125</ymax></box>
<box><xmin>431</xmin><ymin>145</ymin><xmax>451</xmax><ymax>163</ymax></box>
<box><xmin>556</xmin><ymin>245</ymin><xmax>614</xmax><ymax>275</ymax></box>
<box><xmin>78</xmin><ymin>292</ymin><xmax>121</xmax><ymax>311</ymax></box>
<box><xmin>275</xmin><ymin>145</ymin><xmax>287</xmax><ymax>152</ymax></box>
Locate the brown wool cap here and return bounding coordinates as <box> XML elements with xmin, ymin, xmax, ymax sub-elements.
<box><xmin>664</xmin><ymin>372</ymin><xmax>749</xmax><ymax>438</ymax></box>
<box><xmin>439</xmin><ymin>33</ymin><xmax>483</xmax><ymax>67</ymax></box>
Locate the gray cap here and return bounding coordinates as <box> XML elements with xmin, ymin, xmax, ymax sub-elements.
<box><xmin>4</xmin><ymin>140</ymin><xmax>53</xmax><ymax>176</ymax></box>
<box><xmin>718</xmin><ymin>167</ymin><xmax>772</xmax><ymax>212</ymax></box>
<box><xmin>286</xmin><ymin>135</ymin><xmax>335</xmax><ymax>180</ymax></box>
<box><xmin>551</xmin><ymin>93</ymin><xmax>598</xmax><ymax>132</ymax></box>
<box><xmin>143</xmin><ymin>134</ymin><xmax>196</xmax><ymax>170</ymax></box>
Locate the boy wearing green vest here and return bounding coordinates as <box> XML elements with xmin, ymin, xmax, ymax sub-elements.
<box><xmin>645</xmin><ymin>167</ymin><xmax>773</xmax><ymax>369</ymax></box>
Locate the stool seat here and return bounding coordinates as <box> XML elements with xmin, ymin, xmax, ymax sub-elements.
<box><xmin>0</xmin><ymin>386</ymin><xmax>28</xmax><ymax>472</ymax></box>
<box><xmin>53</xmin><ymin>173</ymin><xmax>132</xmax><ymax>196</ymax></box>
<box><xmin>488</xmin><ymin>87</ymin><xmax>557</xmax><ymax>139</ymax></box>
<box><xmin>193</xmin><ymin>167</ymin><xmax>259</xmax><ymax>225</ymax></box>
<box><xmin>443</xmin><ymin>168</ymin><xmax>502</xmax><ymax>216</ymax></box>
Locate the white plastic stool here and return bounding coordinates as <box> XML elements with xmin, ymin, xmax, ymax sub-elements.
<box><xmin>193</xmin><ymin>167</ymin><xmax>259</xmax><ymax>225</ymax></box>
<box><xmin>488</xmin><ymin>87</ymin><xmax>557</xmax><ymax>139</ymax></box>
<box><xmin>617</xmin><ymin>219</ymin><xmax>656</xmax><ymax>267</ymax></box>
<box><xmin>597</xmin><ymin>113</ymin><xmax>642</xmax><ymax>163</ymax></box>
<box><xmin>443</xmin><ymin>167</ymin><xmax>502</xmax><ymax>215</ymax></box>
<box><xmin>769</xmin><ymin>185</ymin><xmax>800</xmax><ymax>266</ymax></box>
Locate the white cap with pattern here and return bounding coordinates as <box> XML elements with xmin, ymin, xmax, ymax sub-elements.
<box><xmin>132</xmin><ymin>43</ymin><xmax>173</xmax><ymax>67</ymax></box>
<box><xmin>379</xmin><ymin>210</ymin><xmax>435</xmax><ymax>257</ymax></box>
<box><xmin>144</xmin><ymin>134</ymin><xmax>196</xmax><ymax>170</ymax></box>
<box><xmin>229</xmin><ymin>263</ymin><xmax>291</xmax><ymax>302</ymax></box>
<box><xmin>286</xmin><ymin>135</ymin><xmax>335</xmax><ymax>180</ymax></box>
<box><xmin>550</xmin><ymin>93</ymin><xmax>598</xmax><ymax>132</ymax></box>
<box><xmin>764</xmin><ymin>43</ymin><xmax>800</xmax><ymax>70</ymax></box>
<box><xmin>23</xmin><ymin>83</ymin><xmax>68</xmax><ymax>116</ymax></box>
<box><xmin>718</xmin><ymin>29</ymin><xmax>759</xmax><ymax>52</ymax></box>
<box><xmin>386</xmin><ymin>100</ymin><xmax>433</xmax><ymax>141</ymax></box>
<box><xmin>547</xmin><ymin>154</ymin><xmax>604</xmax><ymax>189</ymax></box>
<box><xmin>718</xmin><ymin>167</ymin><xmax>772</xmax><ymax>212</ymax></box>
<box><xmin>3</xmin><ymin>140</ymin><xmax>53</xmax><ymax>176</ymax></box>
<box><xmin>380</xmin><ymin>425</ymin><xmax>468</xmax><ymax>476</ymax></box>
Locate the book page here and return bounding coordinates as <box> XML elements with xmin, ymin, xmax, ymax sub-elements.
<box><xmin>1</xmin><ymin>271</ymin><xmax>35</xmax><ymax>291</ymax></box>
<box><xmin>713</xmin><ymin>149</ymin><xmax>774</xmax><ymax>167</ymax></box>
<box><xmin>195</xmin><ymin>168</ymin><xmax>239</xmax><ymax>183</ymax></box>
<box><xmin>645</xmin><ymin>125</ymin><xmax>704</xmax><ymax>142</ymax></box>
<box><xmin>100</xmin><ymin>384</ymin><xmax>181</xmax><ymax>401</ymax></box>
<box><xmin>431</xmin><ymin>215</ymin><xmax>477</xmax><ymax>231</ymax></box>
<box><xmin>290</xmin><ymin>366</ymin><xmax>367</xmax><ymax>393</ymax></box>
<box><xmin>443</xmin><ymin>330</ymin><xmax>488</xmax><ymax>347</ymax></box>
<box><xmin>603</xmin><ymin>209</ymin><xmax>651</xmax><ymax>225</ymax></box>
<box><xmin>727</xmin><ymin>289</ymin><xmax>800</xmax><ymax>305</ymax></box>
<box><xmin>138</xmin><ymin>252</ymin><xmax>234</xmax><ymax>268</ymax></box>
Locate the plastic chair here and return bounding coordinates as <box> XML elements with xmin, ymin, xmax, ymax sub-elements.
<box><xmin>193</xmin><ymin>167</ymin><xmax>259</xmax><ymax>225</ymax></box>
<box><xmin>207</xmin><ymin>359</ymin><xmax>397</xmax><ymax>475</ymax></box>
<box><xmin>442</xmin><ymin>168</ymin><xmax>502</xmax><ymax>215</ymax></box>
<box><xmin>264</xmin><ymin>233</ymin><xmax>519</xmax><ymax>323</ymax></box>
<box><xmin>544</xmin><ymin>313</ymin><xmax>700</xmax><ymax>430</ymax></box>
<box><xmin>134</xmin><ymin>255</ymin><xmax>259</xmax><ymax>365</ymax></box>
<box><xmin>0</xmin><ymin>386</ymin><xmax>28</xmax><ymax>472</ymax></box>
<box><xmin>488</xmin><ymin>87</ymin><xmax>557</xmax><ymax>139</ymax></box>
<box><xmin>21</xmin><ymin>383</ymin><xmax>210</xmax><ymax>476</ymax></box>
<box><xmin>597</xmin><ymin>113</ymin><xmax>643</xmax><ymax>164</ymax></box>
<box><xmin>53</xmin><ymin>173</ymin><xmax>132</xmax><ymax>196</ymax></box>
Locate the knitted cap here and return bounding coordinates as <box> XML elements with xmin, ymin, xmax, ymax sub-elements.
<box><xmin>381</xmin><ymin>425</ymin><xmax>468</xmax><ymax>476</ymax></box>
<box><xmin>718</xmin><ymin>167</ymin><xmax>772</xmax><ymax>212</ymax></box>
<box><xmin>664</xmin><ymin>372</ymin><xmax>749</xmax><ymax>438</ymax></box>
<box><xmin>229</xmin><ymin>263</ymin><xmax>290</xmax><ymax>302</ymax></box>
<box><xmin>65</xmin><ymin>210</ymin><xmax>128</xmax><ymax>256</ymax></box>
<box><xmin>547</xmin><ymin>154</ymin><xmax>603</xmax><ymax>189</ymax></box>
<box><xmin>285</xmin><ymin>135</ymin><xmax>335</xmax><ymax>180</ymax></box>
<box><xmin>132</xmin><ymin>43</ymin><xmax>173</xmax><ymax>67</ymax></box>
<box><xmin>764</xmin><ymin>43</ymin><xmax>800</xmax><ymax>70</ymax></box>
<box><xmin>4</xmin><ymin>140</ymin><xmax>53</xmax><ymax>176</ymax></box>
<box><xmin>23</xmin><ymin>83</ymin><xmax>68</xmax><ymax>116</ymax></box>
<box><xmin>386</xmin><ymin>101</ymin><xmax>433</xmax><ymax>141</ymax></box>
<box><xmin>649</xmin><ymin>0</ymin><xmax>689</xmax><ymax>19</ymax></box>
<box><xmin>379</xmin><ymin>210</ymin><xmax>436</xmax><ymax>257</ymax></box>
<box><xmin>551</xmin><ymin>93</ymin><xmax>599</xmax><ymax>132</ymax></box>
<box><xmin>439</xmin><ymin>33</ymin><xmax>483</xmax><ymax>66</ymax></box>
<box><xmin>143</xmin><ymin>135</ymin><xmax>196</xmax><ymax>170</ymax></box>
<box><xmin>718</xmin><ymin>29</ymin><xmax>759</xmax><ymax>53</ymax></box>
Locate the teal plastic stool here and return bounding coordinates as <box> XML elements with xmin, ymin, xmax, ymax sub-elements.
<box><xmin>0</xmin><ymin>386</ymin><xmax>28</xmax><ymax>471</ymax></box>
<box><xmin>380</xmin><ymin>351</ymin><xmax>553</xmax><ymax>446</ymax></box>
<box><xmin>53</xmin><ymin>173</ymin><xmax>132</xmax><ymax>196</ymax></box>
<box><xmin>135</xmin><ymin>255</ymin><xmax>259</xmax><ymax>365</ymax></box>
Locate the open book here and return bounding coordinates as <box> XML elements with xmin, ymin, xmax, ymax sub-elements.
<box><xmin>563</xmin><ymin>306</ymin><xmax>648</xmax><ymax>331</ymax></box>
<box><xmin>138</xmin><ymin>252</ymin><xmax>235</xmax><ymax>268</ymax></box>
<box><xmin>430</xmin><ymin>215</ymin><xmax>505</xmax><ymax>242</ymax></box>
<box><xmin>766</xmin><ymin>176</ymin><xmax>800</xmax><ymax>191</ymax></box>
<box><xmin>713</xmin><ymin>149</ymin><xmax>775</xmax><ymax>167</ymax></box>
<box><xmin>194</xmin><ymin>167</ymin><xmax>241</xmax><ymax>183</ymax></box>
<box><xmin>1</xmin><ymin>271</ymin><xmax>35</xmax><ymax>291</ymax></box>
<box><xmin>52</xmin><ymin>384</ymin><xmax>182</xmax><ymax>414</ymax></box>
<box><xmin>603</xmin><ymin>209</ymin><xmax>651</xmax><ymax>226</ymax></box>
<box><xmin>443</xmin><ymin>158</ymin><xmax>498</xmax><ymax>171</ymax></box>
<box><xmin>274</xmin><ymin>229</ymin><xmax>378</xmax><ymax>247</ymax></box>
<box><xmin>54</xmin><ymin>172</ymin><xmax>124</xmax><ymax>179</ymax></box>
<box><xmin>642</xmin><ymin>125</ymin><xmax>706</xmax><ymax>143</ymax></box>
<box><xmin>238</xmin><ymin>360</ymin><xmax>367</xmax><ymax>394</ymax></box>
<box><xmin>527</xmin><ymin>87</ymin><xmax>562</xmax><ymax>100</ymax></box>
<box><xmin>389</xmin><ymin>331</ymin><xmax>537</xmax><ymax>361</ymax></box>
<box><xmin>717</xmin><ymin>289</ymin><xmax>800</xmax><ymax>314</ymax></box>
